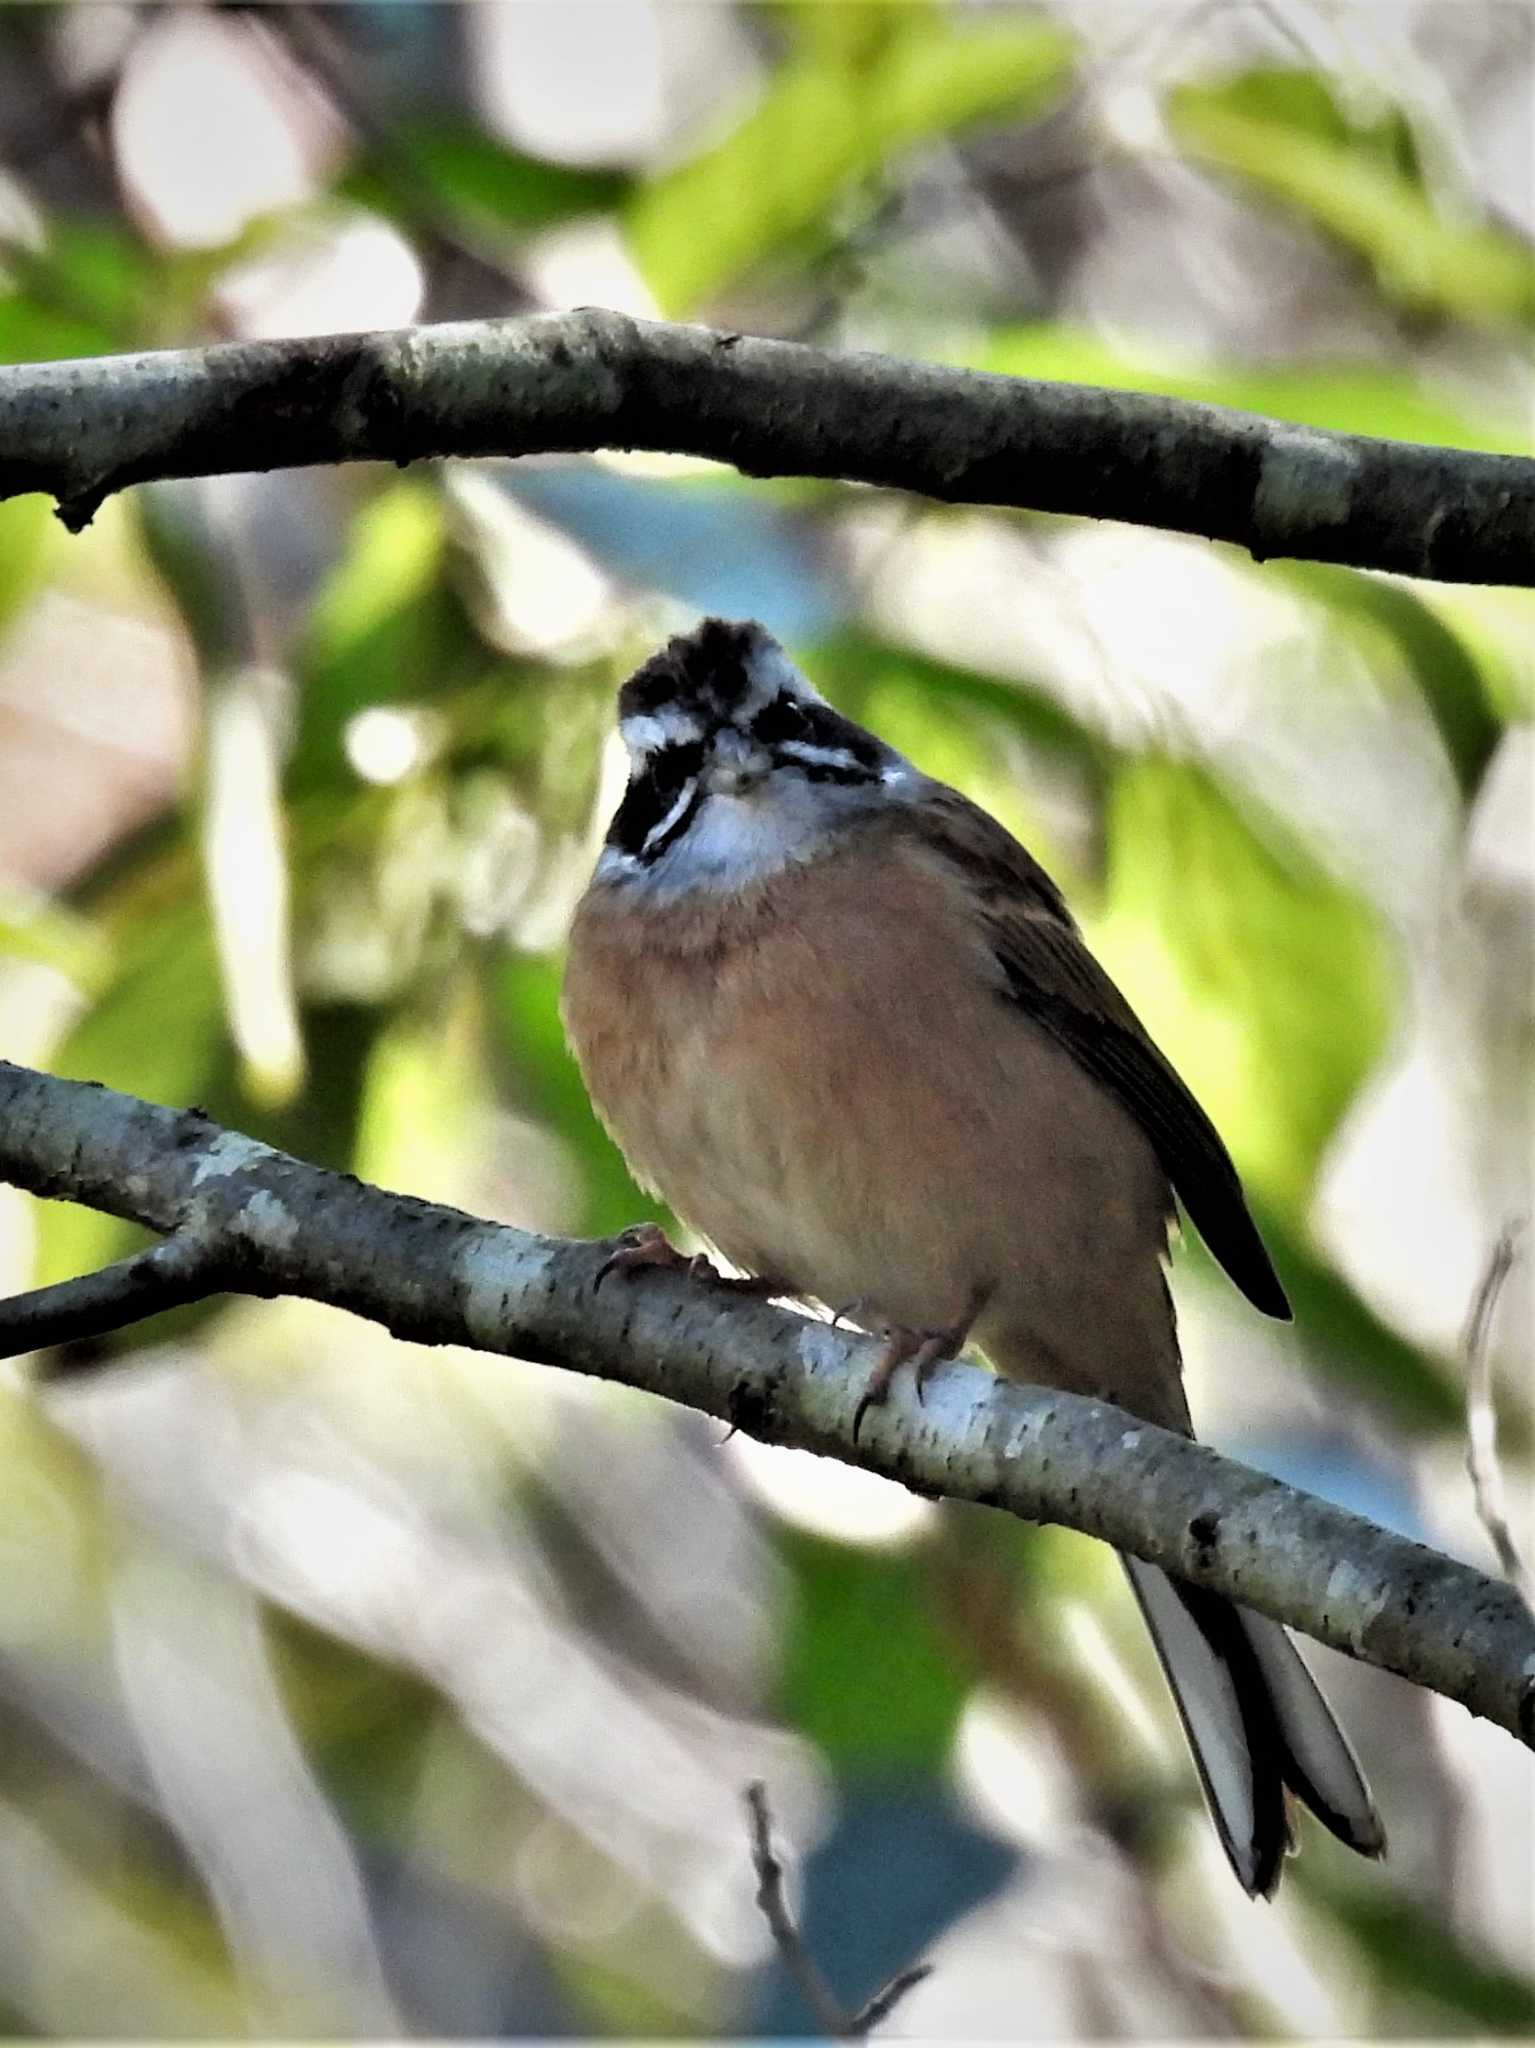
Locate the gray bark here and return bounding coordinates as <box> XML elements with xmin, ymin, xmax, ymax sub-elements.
<box><xmin>0</xmin><ymin>310</ymin><xmax>1530</xmax><ymax>582</ymax></box>
<box><xmin>2</xmin><ymin>1057</ymin><xmax>1531</xmax><ymax>1747</ymax></box>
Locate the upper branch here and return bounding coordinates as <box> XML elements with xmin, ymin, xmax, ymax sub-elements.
<box><xmin>0</xmin><ymin>310</ymin><xmax>1530</xmax><ymax>583</ymax></box>
<box><xmin>2</xmin><ymin>1056</ymin><xmax>1533</xmax><ymax>1746</ymax></box>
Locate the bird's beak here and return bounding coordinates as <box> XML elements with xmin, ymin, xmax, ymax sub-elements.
<box><xmin>707</xmin><ymin>732</ymin><xmax>770</xmax><ymax>796</ymax></box>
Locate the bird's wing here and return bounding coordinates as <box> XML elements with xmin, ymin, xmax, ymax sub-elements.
<box><xmin>912</xmin><ymin>786</ymin><xmax>1290</xmax><ymax>1320</ymax></box>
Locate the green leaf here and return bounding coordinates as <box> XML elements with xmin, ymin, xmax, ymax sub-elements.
<box><xmin>1302</xmin><ymin>1866</ymin><xmax>1535</xmax><ymax>2031</ymax></box>
<box><xmin>1185</xmin><ymin>1198</ymin><xmax>1467</xmax><ymax>1436</ymax></box>
<box><xmin>0</xmin><ymin>493</ymin><xmax>51</xmax><ymax>638</ymax></box>
<box><xmin>1167</xmin><ymin>72</ymin><xmax>1535</xmax><ymax>327</ymax></box>
<box><xmin>628</xmin><ymin>14</ymin><xmax>1074</xmax><ymax>311</ymax></box>
<box><xmin>1182</xmin><ymin>65</ymin><xmax>1423</xmax><ymax>182</ymax></box>
<box><xmin>292</xmin><ymin>480</ymin><xmax>488</xmax><ymax>788</ymax></box>
<box><xmin>777</xmin><ymin>1529</ymin><xmax>969</xmax><ymax>1775</ymax></box>
<box><xmin>34</xmin><ymin>901</ymin><xmax>225</xmax><ymax>1292</ymax></box>
<box><xmin>340</xmin><ymin>123</ymin><xmax>627</xmax><ymax>236</ymax></box>
<box><xmin>138</xmin><ymin>485</ymin><xmax>305</xmax><ymax>1107</ymax></box>
<box><xmin>1091</xmin><ymin>755</ymin><xmax>1395</xmax><ymax>1215</ymax></box>
<box><xmin>0</xmin><ymin>218</ymin><xmax>258</xmax><ymax>361</ymax></box>
<box><xmin>489</xmin><ymin>949</ymin><xmax>655</xmax><ymax>1240</ymax></box>
<box><xmin>268</xmin><ymin>1607</ymin><xmax>447</xmax><ymax>1843</ymax></box>
<box><xmin>354</xmin><ymin>982</ymin><xmax>493</xmax><ymax>1208</ymax></box>
<box><xmin>1411</xmin><ymin>587</ymin><xmax>1535</xmax><ymax>724</ymax></box>
<box><xmin>0</xmin><ymin>888</ymin><xmax>112</xmax><ymax>991</ymax></box>
<box><xmin>1274</xmin><ymin>562</ymin><xmax>1503</xmax><ymax>798</ymax></box>
<box><xmin>982</xmin><ymin>324</ymin><xmax>1531</xmax><ymax>455</ymax></box>
<box><xmin>0</xmin><ymin>220</ymin><xmax>214</xmax><ymax>356</ymax></box>
<box><xmin>0</xmin><ymin>289</ymin><xmax>117</xmax><ymax>364</ymax></box>
<box><xmin>33</xmin><ymin>794</ymin><xmax>383</xmax><ymax>1324</ymax></box>
<box><xmin>768</xmin><ymin>0</ymin><xmax>931</xmax><ymax>64</ymax></box>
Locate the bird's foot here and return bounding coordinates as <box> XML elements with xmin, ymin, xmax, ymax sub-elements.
<box><xmin>597</xmin><ymin>1223</ymin><xmax>707</xmax><ymax>1290</ymax></box>
<box><xmin>596</xmin><ymin>1224</ymin><xmax>782</xmax><ymax>1298</ymax></box>
<box><xmin>852</xmin><ymin>1318</ymin><xmax>968</xmax><ymax>1442</ymax></box>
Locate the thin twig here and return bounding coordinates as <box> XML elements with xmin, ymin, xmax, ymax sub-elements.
<box><xmin>745</xmin><ymin>1782</ymin><xmax>851</xmax><ymax>2038</ymax></box>
<box><xmin>745</xmin><ymin>1782</ymin><xmax>931</xmax><ymax>2040</ymax></box>
<box><xmin>0</xmin><ymin>1231</ymin><xmax>232</xmax><ymax>1366</ymax></box>
<box><xmin>846</xmin><ymin>1963</ymin><xmax>935</xmax><ymax>2038</ymax></box>
<box><xmin>1463</xmin><ymin>1219</ymin><xmax>1530</xmax><ymax>1595</ymax></box>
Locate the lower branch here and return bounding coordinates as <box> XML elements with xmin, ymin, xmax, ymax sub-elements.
<box><xmin>2</xmin><ymin>1057</ymin><xmax>1533</xmax><ymax>1745</ymax></box>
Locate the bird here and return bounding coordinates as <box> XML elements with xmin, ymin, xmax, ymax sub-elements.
<box><xmin>561</xmin><ymin>615</ymin><xmax>1385</xmax><ymax>1896</ymax></box>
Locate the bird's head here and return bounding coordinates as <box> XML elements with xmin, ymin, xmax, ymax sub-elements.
<box><xmin>598</xmin><ymin>618</ymin><xmax>913</xmax><ymax>890</ymax></box>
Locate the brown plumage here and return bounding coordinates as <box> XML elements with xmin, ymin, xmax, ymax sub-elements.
<box><xmin>566</xmin><ymin>801</ymin><xmax>1190</xmax><ymax>1429</ymax></box>
<box><xmin>562</xmin><ymin>616</ymin><xmax>1385</xmax><ymax>1895</ymax></box>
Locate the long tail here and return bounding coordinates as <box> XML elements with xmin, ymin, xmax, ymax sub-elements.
<box><xmin>1123</xmin><ymin>1557</ymin><xmax>1386</xmax><ymax>1897</ymax></box>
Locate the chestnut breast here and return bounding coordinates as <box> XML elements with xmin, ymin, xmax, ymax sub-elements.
<box><xmin>561</xmin><ymin>818</ymin><xmax>1174</xmax><ymax>1374</ymax></box>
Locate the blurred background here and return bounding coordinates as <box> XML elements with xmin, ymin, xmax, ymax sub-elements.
<box><xmin>0</xmin><ymin>0</ymin><xmax>1532</xmax><ymax>2036</ymax></box>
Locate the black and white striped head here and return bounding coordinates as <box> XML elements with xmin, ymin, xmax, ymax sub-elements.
<box><xmin>597</xmin><ymin>618</ymin><xmax>915</xmax><ymax>892</ymax></box>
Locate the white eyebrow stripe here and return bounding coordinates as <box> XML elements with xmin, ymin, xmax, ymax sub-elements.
<box><xmin>776</xmin><ymin>737</ymin><xmax>871</xmax><ymax>773</ymax></box>
<box><xmin>641</xmin><ymin>777</ymin><xmax>700</xmax><ymax>855</ymax></box>
<box><xmin>622</xmin><ymin>710</ymin><xmax>702</xmax><ymax>755</ymax></box>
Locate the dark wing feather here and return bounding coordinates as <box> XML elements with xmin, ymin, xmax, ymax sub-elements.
<box><xmin>914</xmin><ymin>788</ymin><xmax>1291</xmax><ymax>1321</ymax></box>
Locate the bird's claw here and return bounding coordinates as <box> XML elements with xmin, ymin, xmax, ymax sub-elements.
<box><xmin>596</xmin><ymin>1223</ymin><xmax>699</xmax><ymax>1291</ymax></box>
<box><xmin>597</xmin><ymin>1225</ymin><xmax>781</xmax><ymax>1298</ymax></box>
<box><xmin>851</xmin><ymin>1322</ymin><xmax>967</xmax><ymax>1442</ymax></box>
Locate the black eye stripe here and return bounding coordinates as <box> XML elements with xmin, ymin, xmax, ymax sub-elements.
<box><xmin>749</xmin><ymin>692</ymin><xmax>884</xmax><ymax>771</ymax></box>
<box><xmin>607</xmin><ymin>741</ymin><xmax>703</xmax><ymax>857</ymax></box>
<box><xmin>638</xmin><ymin>783</ymin><xmax>702</xmax><ymax>863</ymax></box>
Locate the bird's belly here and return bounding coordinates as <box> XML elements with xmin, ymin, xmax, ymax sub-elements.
<box><xmin>563</xmin><ymin>854</ymin><xmax>1173</xmax><ymax>1385</ymax></box>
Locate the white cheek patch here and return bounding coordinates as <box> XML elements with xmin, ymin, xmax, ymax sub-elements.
<box><xmin>621</xmin><ymin>708</ymin><xmax>703</xmax><ymax>756</ymax></box>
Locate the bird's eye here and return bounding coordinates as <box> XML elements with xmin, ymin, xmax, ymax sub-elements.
<box><xmin>749</xmin><ymin>693</ymin><xmax>812</xmax><ymax>746</ymax></box>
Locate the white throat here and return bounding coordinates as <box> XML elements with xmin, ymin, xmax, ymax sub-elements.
<box><xmin>597</xmin><ymin>763</ymin><xmax>918</xmax><ymax>897</ymax></box>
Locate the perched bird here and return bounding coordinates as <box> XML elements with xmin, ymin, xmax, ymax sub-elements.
<box><xmin>562</xmin><ymin>616</ymin><xmax>1384</xmax><ymax>1896</ymax></box>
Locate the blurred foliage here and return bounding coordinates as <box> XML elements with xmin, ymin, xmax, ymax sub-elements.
<box><xmin>1302</xmin><ymin>1867</ymin><xmax>1535</xmax><ymax>2034</ymax></box>
<box><xmin>1166</xmin><ymin>67</ymin><xmax>1535</xmax><ymax>328</ymax></box>
<box><xmin>983</xmin><ymin>324</ymin><xmax>1531</xmax><ymax>453</ymax></box>
<box><xmin>628</xmin><ymin>5</ymin><xmax>1074</xmax><ymax>311</ymax></box>
<box><xmin>0</xmin><ymin>493</ymin><xmax>50</xmax><ymax>629</ymax></box>
<box><xmin>0</xmin><ymin>1</ymin><xmax>1532</xmax><ymax>2039</ymax></box>
<box><xmin>342</xmin><ymin>121</ymin><xmax>628</xmax><ymax>237</ymax></box>
<box><xmin>777</xmin><ymin>1528</ymin><xmax>970</xmax><ymax>1774</ymax></box>
<box><xmin>1095</xmin><ymin>752</ymin><xmax>1395</xmax><ymax>1215</ymax></box>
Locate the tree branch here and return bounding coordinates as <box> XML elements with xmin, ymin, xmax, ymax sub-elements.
<box><xmin>0</xmin><ymin>310</ymin><xmax>1529</xmax><ymax>583</ymax></box>
<box><xmin>0</xmin><ymin>1231</ymin><xmax>234</xmax><ymax>1368</ymax></box>
<box><xmin>2</xmin><ymin>1056</ymin><xmax>1533</xmax><ymax>1748</ymax></box>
